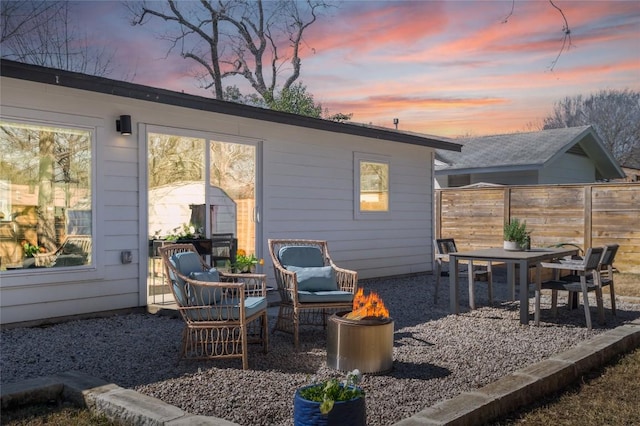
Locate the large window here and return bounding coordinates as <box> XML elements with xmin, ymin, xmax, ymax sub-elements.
<box><xmin>0</xmin><ymin>121</ymin><xmax>92</xmax><ymax>270</ymax></box>
<box><xmin>354</xmin><ymin>152</ymin><xmax>390</xmax><ymax>218</ymax></box>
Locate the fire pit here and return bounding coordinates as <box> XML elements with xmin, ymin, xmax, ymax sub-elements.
<box><xmin>326</xmin><ymin>289</ymin><xmax>394</xmax><ymax>374</ymax></box>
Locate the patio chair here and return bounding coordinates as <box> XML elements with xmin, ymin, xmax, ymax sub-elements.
<box><xmin>433</xmin><ymin>238</ymin><xmax>492</xmax><ymax>305</ymax></box>
<box><xmin>536</xmin><ymin>246</ymin><xmax>605</xmax><ymax>329</ymax></box>
<box><xmin>268</xmin><ymin>239</ymin><xmax>358</xmax><ymax>350</ymax></box>
<box><xmin>158</xmin><ymin>243</ymin><xmax>268</xmax><ymax>369</ymax></box>
<box><xmin>558</xmin><ymin>244</ymin><xmax>619</xmax><ymax>315</ymax></box>
<box><xmin>33</xmin><ymin>235</ymin><xmax>92</xmax><ymax>267</ymax></box>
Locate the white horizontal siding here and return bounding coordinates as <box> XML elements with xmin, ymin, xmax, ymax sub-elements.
<box><xmin>262</xmin><ymin>127</ymin><xmax>433</xmax><ymax>279</ymax></box>
<box><xmin>1</xmin><ymin>76</ymin><xmax>436</xmax><ymax>324</ymax></box>
<box><xmin>1</xmin><ymin>293</ymin><xmax>139</xmax><ymax>324</ymax></box>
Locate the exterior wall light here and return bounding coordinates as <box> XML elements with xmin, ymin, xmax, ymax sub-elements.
<box><xmin>116</xmin><ymin>115</ymin><xmax>132</xmax><ymax>135</ymax></box>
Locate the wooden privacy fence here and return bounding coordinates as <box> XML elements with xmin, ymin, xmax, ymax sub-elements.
<box><xmin>435</xmin><ymin>182</ymin><xmax>640</xmax><ymax>273</ymax></box>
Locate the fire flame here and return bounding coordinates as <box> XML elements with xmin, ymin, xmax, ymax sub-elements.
<box><xmin>345</xmin><ymin>288</ymin><xmax>390</xmax><ymax>320</ymax></box>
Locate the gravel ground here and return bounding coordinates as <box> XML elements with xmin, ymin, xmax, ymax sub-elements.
<box><xmin>2</xmin><ymin>273</ymin><xmax>639</xmax><ymax>426</ymax></box>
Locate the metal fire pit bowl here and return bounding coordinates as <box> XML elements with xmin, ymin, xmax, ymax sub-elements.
<box><xmin>326</xmin><ymin>311</ymin><xmax>394</xmax><ymax>374</ymax></box>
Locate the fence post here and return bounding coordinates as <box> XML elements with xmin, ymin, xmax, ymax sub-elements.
<box><xmin>503</xmin><ymin>187</ymin><xmax>511</xmax><ymax>229</ymax></box>
<box><xmin>584</xmin><ymin>185</ymin><xmax>592</xmax><ymax>249</ymax></box>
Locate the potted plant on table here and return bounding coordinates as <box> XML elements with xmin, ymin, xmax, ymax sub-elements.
<box><xmin>231</xmin><ymin>249</ymin><xmax>264</xmax><ymax>273</ymax></box>
<box><xmin>293</xmin><ymin>369</ymin><xmax>366</xmax><ymax>426</ymax></box>
<box><xmin>503</xmin><ymin>218</ymin><xmax>528</xmax><ymax>251</ymax></box>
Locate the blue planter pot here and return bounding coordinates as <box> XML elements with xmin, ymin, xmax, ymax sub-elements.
<box><xmin>293</xmin><ymin>385</ymin><xmax>366</xmax><ymax>426</ymax></box>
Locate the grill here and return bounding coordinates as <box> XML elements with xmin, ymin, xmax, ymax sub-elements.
<box><xmin>326</xmin><ymin>311</ymin><xmax>394</xmax><ymax>374</ymax></box>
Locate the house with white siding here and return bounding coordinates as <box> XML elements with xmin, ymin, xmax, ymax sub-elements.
<box><xmin>435</xmin><ymin>126</ymin><xmax>625</xmax><ymax>188</ymax></box>
<box><xmin>0</xmin><ymin>60</ymin><xmax>460</xmax><ymax>325</ymax></box>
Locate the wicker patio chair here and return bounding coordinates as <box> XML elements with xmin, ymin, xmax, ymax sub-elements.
<box><xmin>268</xmin><ymin>239</ymin><xmax>358</xmax><ymax>350</ymax></box>
<box><xmin>159</xmin><ymin>243</ymin><xmax>268</xmax><ymax>369</ymax></box>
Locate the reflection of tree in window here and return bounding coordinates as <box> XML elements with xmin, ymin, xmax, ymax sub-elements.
<box><xmin>360</xmin><ymin>161</ymin><xmax>388</xmax><ymax>211</ymax></box>
<box><xmin>0</xmin><ymin>122</ymin><xmax>91</xmax><ymax>265</ymax></box>
<box><xmin>210</xmin><ymin>142</ymin><xmax>255</xmax><ymax>200</ymax></box>
<box><xmin>148</xmin><ymin>134</ymin><xmax>205</xmax><ymax>188</ymax></box>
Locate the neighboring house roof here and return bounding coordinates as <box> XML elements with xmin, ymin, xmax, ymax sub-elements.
<box><xmin>435</xmin><ymin>126</ymin><xmax>625</xmax><ymax>180</ymax></box>
<box><xmin>0</xmin><ymin>59</ymin><xmax>461</xmax><ymax>153</ymax></box>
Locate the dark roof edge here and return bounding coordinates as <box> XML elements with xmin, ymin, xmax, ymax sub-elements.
<box><xmin>435</xmin><ymin>164</ymin><xmax>542</xmax><ymax>175</ymax></box>
<box><xmin>1</xmin><ymin>60</ymin><xmax>461</xmax><ymax>152</ymax></box>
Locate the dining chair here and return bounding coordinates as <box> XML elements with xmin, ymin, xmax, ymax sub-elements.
<box><xmin>558</xmin><ymin>244</ymin><xmax>619</xmax><ymax>315</ymax></box>
<box><xmin>433</xmin><ymin>238</ymin><xmax>492</xmax><ymax>305</ymax></box>
<box><xmin>598</xmin><ymin>244</ymin><xmax>620</xmax><ymax>315</ymax></box>
<box><xmin>536</xmin><ymin>246</ymin><xmax>605</xmax><ymax>329</ymax></box>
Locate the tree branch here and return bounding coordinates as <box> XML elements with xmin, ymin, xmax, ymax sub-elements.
<box><xmin>547</xmin><ymin>0</ymin><xmax>572</xmax><ymax>71</ymax></box>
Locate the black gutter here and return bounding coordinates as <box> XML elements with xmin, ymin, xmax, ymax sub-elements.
<box><xmin>1</xmin><ymin>59</ymin><xmax>461</xmax><ymax>152</ymax></box>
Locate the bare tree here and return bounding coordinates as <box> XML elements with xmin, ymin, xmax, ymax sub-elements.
<box><xmin>1</xmin><ymin>1</ymin><xmax>115</xmax><ymax>76</ymax></box>
<box><xmin>128</xmin><ymin>0</ymin><xmax>331</xmax><ymax>103</ymax></box>
<box><xmin>1</xmin><ymin>1</ymin><xmax>61</xmax><ymax>43</ymax></box>
<box><xmin>148</xmin><ymin>135</ymin><xmax>207</xmax><ymax>188</ymax></box>
<box><xmin>502</xmin><ymin>0</ymin><xmax>572</xmax><ymax>71</ymax></box>
<box><xmin>542</xmin><ymin>89</ymin><xmax>640</xmax><ymax>167</ymax></box>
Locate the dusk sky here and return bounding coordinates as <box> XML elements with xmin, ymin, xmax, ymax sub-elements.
<box><xmin>77</xmin><ymin>0</ymin><xmax>639</xmax><ymax>138</ymax></box>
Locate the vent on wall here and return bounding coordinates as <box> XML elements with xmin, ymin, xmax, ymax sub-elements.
<box><xmin>566</xmin><ymin>144</ymin><xmax>587</xmax><ymax>157</ymax></box>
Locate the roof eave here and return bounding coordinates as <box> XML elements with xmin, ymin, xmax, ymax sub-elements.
<box><xmin>435</xmin><ymin>164</ymin><xmax>541</xmax><ymax>176</ymax></box>
<box><xmin>0</xmin><ymin>59</ymin><xmax>462</xmax><ymax>152</ymax></box>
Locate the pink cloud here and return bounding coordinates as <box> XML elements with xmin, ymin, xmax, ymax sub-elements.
<box><xmin>304</xmin><ymin>2</ymin><xmax>448</xmax><ymax>57</ymax></box>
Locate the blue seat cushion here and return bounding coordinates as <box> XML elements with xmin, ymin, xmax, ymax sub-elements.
<box><xmin>297</xmin><ymin>290</ymin><xmax>354</xmax><ymax>303</ymax></box>
<box><xmin>186</xmin><ymin>296</ymin><xmax>267</xmax><ymax>320</ymax></box>
<box><xmin>279</xmin><ymin>246</ymin><xmax>324</xmax><ymax>267</ymax></box>
<box><xmin>189</xmin><ymin>270</ymin><xmax>221</xmax><ymax>303</ymax></box>
<box><xmin>168</xmin><ymin>252</ymin><xmax>209</xmax><ymax>306</ymax></box>
<box><xmin>168</xmin><ymin>256</ymin><xmax>189</xmax><ymax>306</ymax></box>
<box><xmin>285</xmin><ymin>265</ymin><xmax>337</xmax><ymax>291</ymax></box>
<box><xmin>173</xmin><ymin>251</ymin><xmax>203</xmax><ymax>275</ymax></box>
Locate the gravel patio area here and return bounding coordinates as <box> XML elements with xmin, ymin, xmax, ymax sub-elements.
<box><xmin>2</xmin><ymin>272</ymin><xmax>639</xmax><ymax>425</ymax></box>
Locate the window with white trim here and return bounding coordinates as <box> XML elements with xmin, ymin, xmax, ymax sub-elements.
<box><xmin>354</xmin><ymin>152</ymin><xmax>390</xmax><ymax>218</ymax></box>
<box><xmin>0</xmin><ymin>120</ymin><xmax>93</xmax><ymax>269</ymax></box>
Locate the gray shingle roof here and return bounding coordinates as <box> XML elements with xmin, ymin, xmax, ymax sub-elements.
<box><xmin>436</xmin><ymin>126</ymin><xmax>594</xmax><ymax>171</ymax></box>
<box><xmin>435</xmin><ymin>126</ymin><xmax>625</xmax><ymax>180</ymax></box>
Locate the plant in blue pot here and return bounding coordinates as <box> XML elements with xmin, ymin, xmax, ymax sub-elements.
<box><xmin>294</xmin><ymin>369</ymin><xmax>365</xmax><ymax>426</ymax></box>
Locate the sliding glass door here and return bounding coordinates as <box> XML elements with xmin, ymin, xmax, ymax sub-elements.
<box><xmin>146</xmin><ymin>128</ymin><xmax>260</xmax><ymax>304</ymax></box>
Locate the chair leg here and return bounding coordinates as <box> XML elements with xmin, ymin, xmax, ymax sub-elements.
<box><xmin>293</xmin><ymin>310</ymin><xmax>300</xmax><ymax>350</ymax></box>
<box><xmin>241</xmin><ymin>325</ymin><xmax>249</xmax><ymax>370</ymax></box>
<box><xmin>434</xmin><ymin>261</ymin><xmax>441</xmax><ymax>304</ymax></box>
<box><xmin>567</xmin><ymin>291</ymin><xmax>574</xmax><ymax>310</ymax></box>
<box><xmin>595</xmin><ymin>286</ymin><xmax>605</xmax><ymax>325</ymax></box>
<box><xmin>534</xmin><ymin>282</ymin><xmax>541</xmax><ymax>326</ymax></box>
<box><xmin>551</xmin><ymin>290</ymin><xmax>558</xmax><ymax>317</ymax></box>
<box><xmin>262</xmin><ymin>312</ymin><xmax>269</xmax><ymax>353</ymax></box>
<box><xmin>487</xmin><ymin>262</ymin><xmax>493</xmax><ymax>305</ymax></box>
<box><xmin>581</xmin><ymin>277</ymin><xmax>592</xmax><ymax>330</ymax></box>
<box><xmin>609</xmin><ymin>283</ymin><xmax>617</xmax><ymax>315</ymax></box>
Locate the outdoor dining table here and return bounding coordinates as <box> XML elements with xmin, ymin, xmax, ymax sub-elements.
<box><xmin>449</xmin><ymin>247</ymin><xmax>579</xmax><ymax>325</ymax></box>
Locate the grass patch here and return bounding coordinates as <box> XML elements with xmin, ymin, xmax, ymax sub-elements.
<box><xmin>491</xmin><ymin>347</ymin><xmax>640</xmax><ymax>425</ymax></box>
<box><xmin>0</xmin><ymin>400</ymin><xmax>119</xmax><ymax>426</ymax></box>
<box><xmin>614</xmin><ymin>273</ymin><xmax>640</xmax><ymax>298</ymax></box>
